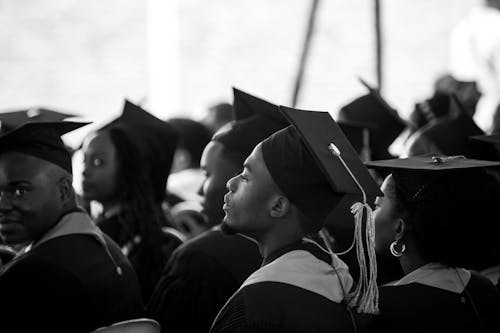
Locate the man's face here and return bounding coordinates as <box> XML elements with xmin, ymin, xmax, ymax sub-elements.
<box><xmin>199</xmin><ymin>141</ymin><xmax>242</xmax><ymax>227</ymax></box>
<box><xmin>221</xmin><ymin>143</ymin><xmax>276</xmax><ymax>239</ymax></box>
<box><xmin>0</xmin><ymin>152</ymin><xmax>63</xmax><ymax>245</ymax></box>
<box><xmin>80</xmin><ymin>131</ymin><xmax>118</xmax><ymax>203</ymax></box>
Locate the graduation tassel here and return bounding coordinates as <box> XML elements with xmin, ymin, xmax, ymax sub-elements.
<box><xmin>328</xmin><ymin>143</ymin><xmax>379</xmax><ymax>314</ymax></box>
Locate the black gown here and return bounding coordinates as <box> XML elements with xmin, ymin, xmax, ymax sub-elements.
<box><xmin>98</xmin><ymin>214</ymin><xmax>183</xmax><ymax>302</ymax></box>
<box><xmin>147</xmin><ymin>227</ymin><xmax>262</xmax><ymax>333</ymax></box>
<box><xmin>0</xmin><ymin>211</ymin><xmax>143</xmax><ymax>333</ymax></box>
<box><xmin>209</xmin><ymin>240</ymin><xmax>358</xmax><ymax>333</ymax></box>
<box><xmin>373</xmin><ymin>268</ymin><xmax>500</xmax><ymax>332</ymax></box>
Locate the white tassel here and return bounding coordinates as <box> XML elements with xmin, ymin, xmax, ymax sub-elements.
<box><xmin>348</xmin><ymin>202</ymin><xmax>379</xmax><ymax>314</ymax></box>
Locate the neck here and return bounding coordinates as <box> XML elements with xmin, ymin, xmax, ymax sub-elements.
<box><xmin>258</xmin><ymin>225</ymin><xmax>303</xmax><ymax>260</ymax></box>
<box><xmin>399</xmin><ymin>251</ymin><xmax>428</xmax><ymax>275</ymax></box>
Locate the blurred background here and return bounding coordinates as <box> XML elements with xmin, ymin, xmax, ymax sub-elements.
<box><xmin>0</xmin><ymin>0</ymin><xmax>480</xmax><ymax>146</ymax></box>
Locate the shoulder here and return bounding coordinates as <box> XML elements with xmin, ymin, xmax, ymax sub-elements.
<box><xmin>232</xmin><ymin>282</ymin><xmax>353</xmax><ymax>332</ymax></box>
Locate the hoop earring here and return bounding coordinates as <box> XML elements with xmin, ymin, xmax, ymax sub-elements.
<box><xmin>390</xmin><ymin>241</ymin><xmax>406</xmax><ymax>257</ymax></box>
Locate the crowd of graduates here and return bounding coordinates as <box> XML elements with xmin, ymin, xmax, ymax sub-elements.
<box><xmin>2</xmin><ymin>2</ymin><xmax>500</xmax><ymax>332</ymax></box>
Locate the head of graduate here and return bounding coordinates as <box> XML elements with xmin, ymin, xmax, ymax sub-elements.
<box><xmin>221</xmin><ymin>106</ymin><xmax>382</xmax><ymax>257</ymax></box>
<box><xmin>368</xmin><ymin>156</ymin><xmax>500</xmax><ymax>273</ymax></box>
<box><xmin>198</xmin><ymin>88</ymin><xmax>287</xmax><ymax>227</ymax></box>
<box><xmin>0</xmin><ymin>121</ymin><xmax>89</xmax><ymax>246</ymax></box>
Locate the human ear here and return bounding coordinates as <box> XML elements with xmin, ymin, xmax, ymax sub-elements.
<box><xmin>394</xmin><ymin>218</ymin><xmax>407</xmax><ymax>242</ymax></box>
<box><xmin>270</xmin><ymin>195</ymin><xmax>290</xmax><ymax>218</ymax></box>
<box><xmin>58</xmin><ymin>175</ymin><xmax>73</xmax><ymax>203</ymax></box>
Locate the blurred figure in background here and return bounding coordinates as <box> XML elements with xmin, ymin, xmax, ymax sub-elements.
<box><xmin>167</xmin><ymin>117</ymin><xmax>212</xmax><ymax>204</ymax></box>
<box><xmin>450</xmin><ymin>0</ymin><xmax>500</xmax><ymax>133</ymax></box>
<box><xmin>202</xmin><ymin>102</ymin><xmax>233</xmax><ymax>134</ymax></box>
<box><xmin>148</xmin><ymin>88</ymin><xmax>287</xmax><ymax>333</ymax></box>
<box><xmin>81</xmin><ymin>100</ymin><xmax>182</xmax><ymax>303</ymax></box>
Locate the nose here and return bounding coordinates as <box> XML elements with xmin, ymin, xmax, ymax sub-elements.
<box><xmin>226</xmin><ymin>175</ymin><xmax>238</xmax><ymax>193</ymax></box>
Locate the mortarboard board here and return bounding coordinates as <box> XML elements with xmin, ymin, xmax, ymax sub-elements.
<box><xmin>338</xmin><ymin>79</ymin><xmax>406</xmax><ymax>159</ymax></box>
<box><xmin>212</xmin><ymin>88</ymin><xmax>288</xmax><ymax>160</ymax></box>
<box><xmin>406</xmin><ymin>95</ymin><xmax>490</xmax><ymax>158</ymax></box>
<box><xmin>101</xmin><ymin>100</ymin><xmax>179</xmax><ymax>202</ymax></box>
<box><xmin>261</xmin><ymin>105</ymin><xmax>382</xmax><ymax>314</ymax></box>
<box><xmin>0</xmin><ymin>108</ymin><xmax>77</xmax><ymax>133</ymax></box>
<box><xmin>0</xmin><ymin>121</ymin><xmax>90</xmax><ymax>173</ymax></box>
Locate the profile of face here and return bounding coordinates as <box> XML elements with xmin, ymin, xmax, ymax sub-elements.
<box><xmin>0</xmin><ymin>153</ymin><xmax>66</xmax><ymax>245</ymax></box>
<box><xmin>81</xmin><ymin>131</ymin><xmax>119</xmax><ymax>204</ymax></box>
<box><xmin>222</xmin><ymin>143</ymin><xmax>277</xmax><ymax>239</ymax></box>
<box><xmin>374</xmin><ymin>174</ymin><xmax>405</xmax><ymax>256</ymax></box>
<box><xmin>198</xmin><ymin>141</ymin><xmax>241</xmax><ymax>227</ymax></box>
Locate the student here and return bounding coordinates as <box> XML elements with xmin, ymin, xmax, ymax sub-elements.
<box><xmin>0</xmin><ymin>122</ymin><xmax>143</xmax><ymax>332</ymax></box>
<box><xmin>210</xmin><ymin>106</ymin><xmax>382</xmax><ymax>333</ymax></box>
<box><xmin>81</xmin><ymin>100</ymin><xmax>182</xmax><ymax>302</ymax></box>
<box><xmin>368</xmin><ymin>155</ymin><xmax>500</xmax><ymax>332</ymax></box>
<box><xmin>148</xmin><ymin>88</ymin><xmax>285</xmax><ymax>333</ymax></box>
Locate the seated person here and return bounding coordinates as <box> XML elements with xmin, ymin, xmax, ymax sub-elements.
<box><xmin>368</xmin><ymin>155</ymin><xmax>500</xmax><ymax>332</ymax></box>
<box><xmin>0</xmin><ymin>121</ymin><xmax>143</xmax><ymax>332</ymax></box>
<box><xmin>210</xmin><ymin>106</ymin><xmax>382</xmax><ymax>332</ymax></box>
<box><xmin>81</xmin><ymin>100</ymin><xmax>183</xmax><ymax>302</ymax></box>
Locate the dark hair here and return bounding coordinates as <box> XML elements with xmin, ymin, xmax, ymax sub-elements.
<box><xmin>168</xmin><ymin>118</ymin><xmax>212</xmax><ymax>168</ymax></box>
<box><xmin>106</xmin><ymin>127</ymin><xmax>171</xmax><ymax>245</ymax></box>
<box><xmin>391</xmin><ymin>167</ymin><xmax>500</xmax><ymax>270</ymax></box>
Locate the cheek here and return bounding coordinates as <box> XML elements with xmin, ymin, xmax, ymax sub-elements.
<box><xmin>374</xmin><ymin>208</ymin><xmax>396</xmax><ymax>254</ymax></box>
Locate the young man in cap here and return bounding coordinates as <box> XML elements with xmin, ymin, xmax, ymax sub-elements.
<box><xmin>0</xmin><ymin>122</ymin><xmax>143</xmax><ymax>332</ymax></box>
<box><xmin>148</xmin><ymin>88</ymin><xmax>287</xmax><ymax>333</ymax></box>
<box><xmin>210</xmin><ymin>106</ymin><xmax>382</xmax><ymax>333</ymax></box>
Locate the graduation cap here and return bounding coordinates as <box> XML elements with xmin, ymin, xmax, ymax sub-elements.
<box><xmin>338</xmin><ymin>78</ymin><xmax>406</xmax><ymax>159</ymax></box>
<box><xmin>0</xmin><ymin>108</ymin><xmax>77</xmax><ymax>133</ymax></box>
<box><xmin>101</xmin><ymin>100</ymin><xmax>178</xmax><ymax>202</ymax></box>
<box><xmin>0</xmin><ymin>121</ymin><xmax>90</xmax><ymax>173</ymax></box>
<box><xmin>212</xmin><ymin>88</ymin><xmax>288</xmax><ymax>160</ymax></box>
<box><xmin>261</xmin><ymin>106</ymin><xmax>382</xmax><ymax>314</ymax></box>
<box><xmin>406</xmin><ymin>95</ymin><xmax>489</xmax><ymax>158</ymax></box>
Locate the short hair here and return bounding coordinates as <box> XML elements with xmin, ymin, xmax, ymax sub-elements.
<box><xmin>391</xmin><ymin>167</ymin><xmax>500</xmax><ymax>270</ymax></box>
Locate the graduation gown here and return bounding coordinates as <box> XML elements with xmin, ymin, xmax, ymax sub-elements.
<box><xmin>209</xmin><ymin>240</ymin><xmax>357</xmax><ymax>333</ymax></box>
<box><xmin>0</xmin><ymin>211</ymin><xmax>143</xmax><ymax>333</ymax></box>
<box><xmin>98</xmin><ymin>214</ymin><xmax>183</xmax><ymax>302</ymax></box>
<box><xmin>373</xmin><ymin>263</ymin><xmax>500</xmax><ymax>333</ymax></box>
<box><xmin>147</xmin><ymin>227</ymin><xmax>262</xmax><ymax>333</ymax></box>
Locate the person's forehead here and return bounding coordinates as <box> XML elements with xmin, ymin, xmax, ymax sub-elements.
<box><xmin>0</xmin><ymin>152</ymin><xmax>50</xmax><ymax>180</ymax></box>
<box><xmin>83</xmin><ymin>131</ymin><xmax>114</xmax><ymax>153</ymax></box>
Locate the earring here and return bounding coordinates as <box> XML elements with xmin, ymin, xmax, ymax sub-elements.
<box><xmin>390</xmin><ymin>241</ymin><xmax>406</xmax><ymax>257</ymax></box>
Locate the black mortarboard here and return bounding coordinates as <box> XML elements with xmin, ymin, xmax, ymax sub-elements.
<box><xmin>262</xmin><ymin>107</ymin><xmax>382</xmax><ymax>230</ymax></box>
<box><xmin>212</xmin><ymin>88</ymin><xmax>288</xmax><ymax>160</ymax></box>
<box><xmin>102</xmin><ymin>100</ymin><xmax>179</xmax><ymax>202</ymax></box>
<box><xmin>338</xmin><ymin>79</ymin><xmax>406</xmax><ymax>159</ymax></box>
<box><xmin>407</xmin><ymin>95</ymin><xmax>487</xmax><ymax>158</ymax></box>
<box><xmin>367</xmin><ymin>155</ymin><xmax>500</xmax><ymax>205</ymax></box>
<box><xmin>0</xmin><ymin>108</ymin><xmax>77</xmax><ymax>133</ymax></box>
<box><xmin>0</xmin><ymin>121</ymin><xmax>89</xmax><ymax>173</ymax></box>
<box><xmin>261</xmin><ymin>105</ymin><xmax>382</xmax><ymax>313</ymax></box>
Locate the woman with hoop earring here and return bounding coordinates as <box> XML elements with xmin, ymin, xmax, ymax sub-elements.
<box><xmin>367</xmin><ymin>156</ymin><xmax>500</xmax><ymax>332</ymax></box>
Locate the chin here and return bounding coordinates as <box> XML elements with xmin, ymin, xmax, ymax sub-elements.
<box><xmin>220</xmin><ymin>221</ymin><xmax>238</xmax><ymax>235</ymax></box>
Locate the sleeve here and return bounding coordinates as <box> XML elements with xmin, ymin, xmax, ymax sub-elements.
<box><xmin>147</xmin><ymin>247</ymin><xmax>241</xmax><ymax>333</ymax></box>
<box><xmin>0</xmin><ymin>258</ymin><xmax>89</xmax><ymax>333</ymax></box>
